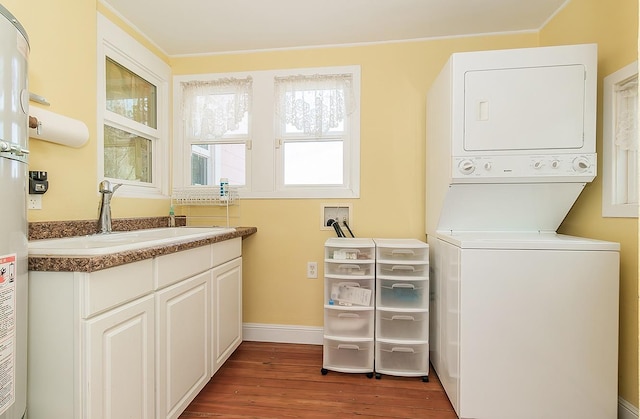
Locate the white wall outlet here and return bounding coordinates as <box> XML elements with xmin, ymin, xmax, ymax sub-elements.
<box><xmin>321</xmin><ymin>204</ymin><xmax>353</xmax><ymax>231</ymax></box>
<box><xmin>307</xmin><ymin>262</ymin><xmax>318</xmax><ymax>279</ymax></box>
<box><xmin>28</xmin><ymin>194</ymin><xmax>42</xmax><ymax>210</ymax></box>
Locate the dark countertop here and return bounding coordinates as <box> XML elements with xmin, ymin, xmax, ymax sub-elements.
<box><xmin>28</xmin><ymin>226</ymin><xmax>257</xmax><ymax>273</ymax></box>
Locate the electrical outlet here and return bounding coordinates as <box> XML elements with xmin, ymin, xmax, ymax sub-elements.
<box><xmin>307</xmin><ymin>262</ymin><xmax>318</xmax><ymax>279</ymax></box>
<box><xmin>28</xmin><ymin>194</ymin><xmax>42</xmax><ymax>210</ymax></box>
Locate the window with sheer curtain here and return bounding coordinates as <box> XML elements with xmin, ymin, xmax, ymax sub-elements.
<box><xmin>173</xmin><ymin>66</ymin><xmax>360</xmax><ymax>198</ymax></box>
<box><xmin>275</xmin><ymin>74</ymin><xmax>355</xmax><ymax>186</ymax></box>
<box><xmin>180</xmin><ymin>77</ymin><xmax>252</xmax><ymax>187</ymax></box>
<box><xmin>603</xmin><ymin>61</ymin><xmax>638</xmax><ymax>218</ymax></box>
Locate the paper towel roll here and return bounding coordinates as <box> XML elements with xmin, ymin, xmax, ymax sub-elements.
<box><xmin>29</xmin><ymin>106</ymin><xmax>89</xmax><ymax>148</ymax></box>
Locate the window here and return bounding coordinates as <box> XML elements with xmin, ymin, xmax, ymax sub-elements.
<box><xmin>97</xmin><ymin>14</ymin><xmax>170</xmax><ymax>198</ymax></box>
<box><xmin>180</xmin><ymin>77</ymin><xmax>252</xmax><ymax>187</ymax></box>
<box><xmin>174</xmin><ymin>66</ymin><xmax>360</xmax><ymax>198</ymax></box>
<box><xmin>602</xmin><ymin>61</ymin><xmax>638</xmax><ymax>218</ymax></box>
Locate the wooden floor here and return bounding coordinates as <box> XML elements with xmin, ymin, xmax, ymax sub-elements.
<box><xmin>180</xmin><ymin>341</ymin><xmax>457</xmax><ymax>418</ymax></box>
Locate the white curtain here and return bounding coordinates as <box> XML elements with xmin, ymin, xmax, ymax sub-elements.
<box><xmin>274</xmin><ymin>74</ymin><xmax>355</xmax><ymax>136</ymax></box>
<box><xmin>614</xmin><ymin>74</ymin><xmax>638</xmax><ymax>204</ymax></box>
<box><xmin>181</xmin><ymin>77</ymin><xmax>252</xmax><ymax>139</ymax></box>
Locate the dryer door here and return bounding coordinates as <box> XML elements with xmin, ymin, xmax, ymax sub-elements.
<box><xmin>463</xmin><ymin>64</ymin><xmax>586</xmax><ymax>152</ymax></box>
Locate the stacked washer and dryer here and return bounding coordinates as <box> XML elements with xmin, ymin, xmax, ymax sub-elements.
<box><xmin>426</xmin><ymin>44</ymin><xmax>620</xmax><ymax>419</ymax></box>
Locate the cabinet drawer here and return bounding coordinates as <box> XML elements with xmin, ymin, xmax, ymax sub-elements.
<box><xmin>155</xmin><ymin>244</ymin><xmax>212</xmax><ymax>289</ymax></box>
<box><xmin>376</xmin><ymin>278</ymin><xmax>428</xmax><ymax>309</ymax></box>
<box><xmin>324</xmin><ymin>306</ymin><xmax>373</xmax><ymax>338</ymax></box>
<box><xmin>324</xmin><ymin>278</ymin><xmax>374</xmax><ymax>306</ymax></box>
<box><xmin>212</xmin><ymin>237</ymin><xmax>241</xmax><ymax>267</ymax></box>
<box><xmin>375</xmin><ymin>340</ymin><xmax>429</xmax><ymax>375</ymax></box>
<box><xmin>376</xmin><ymin>308</ymin><xmax>428</xmax><ymax>341</ymax></box>
<box><xmin>376</xmin><ymin>261</ymin><xmax>428</xmax><ymax>279</ymax></box>
<box><xmin>82</xmin><ymin>259</ymin><xmax>154</xmax><ymax>318</ymax></box>
<box><xmin>325</xmin><ymin>260</ymin><xmax>374</xmax><ymax>277</ymax></box>
<box><xmin>322</xmin><ymin>337</ymin><xmax>373</xmax><ymax>372</ymax></box>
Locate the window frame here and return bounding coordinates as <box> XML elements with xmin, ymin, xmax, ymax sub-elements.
<box><xmin>602</xmin><ymin>60</ymin><xmax>638</xmax><ymax>218</ymax></box>
<box><xmin>97</xmin><ymin>13</ymin><xmax>170</xmax><ymax>198</ymax></box>
<box><xmin>173</xmin><ymin>66</ymin><xmax>360</xmax><ymax>199</ymax></box>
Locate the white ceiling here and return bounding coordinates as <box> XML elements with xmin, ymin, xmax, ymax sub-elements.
<box><xmin>100</xmin><ymin>0</ymin><xmax>570</xmax><ymax>56</ymax></box>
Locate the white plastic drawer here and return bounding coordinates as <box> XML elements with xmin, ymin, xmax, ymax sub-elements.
<box><xmin>375</xmin><ymin>340</ymin><xmax>429</xmax><ymax>375</ymax></box>
<box><xmin>323</xmin><ymin>337</ymin><xmax>373</xmax><ymax>372</ymax></box>
<box><xmin>324</xmin><ymin>278</ymin><xmax>374</xmax><ymax>306</ymax></box>
<box><xmin>325</xmin><ymin>260</ymin><xmax>374</xmax><ymax>277</ymax></box>
<box><xmin>376</xmin><ymin>243</ymin><xmax>428</xmax><ymax>263</ymax></box>
<box><xmin>376</xmin><ymin>278</ymin><xmax>428</xmax><ymax>309</ymax></box>
<box><xmin>376</xmin><ymin>308</ymin><xmax>429</xmax><ymax>341</ymax></box>
<box><xmin>324</xmin><ymin>306</ymin><xmax>374</xmax><ymax>338</ymax></box>
<box><xmin>324</xmin><ymin>238</ymin><xmax>374</xmax><ymax>262</ymax></box>
<box><xmin>377</xmin><ymin>262</ymin><xmax>428</xmax><ymax>279</ymax></box>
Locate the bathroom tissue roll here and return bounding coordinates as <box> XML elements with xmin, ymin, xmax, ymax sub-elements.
<box><xmin>29</xmin><ymin>106</ymin><xmax>89</xmax><ymax>148</ymax></box>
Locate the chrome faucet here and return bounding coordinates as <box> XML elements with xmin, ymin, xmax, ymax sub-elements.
<box><xmin>97</xmin><ymin>180</ymin><xmax>122</xmax><ymax>234</ymax></box>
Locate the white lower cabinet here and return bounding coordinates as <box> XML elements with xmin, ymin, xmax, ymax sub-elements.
<box><xmin>85</xmin><ymin>294</ymin><xmax>155</xmax><ymax>419</ymax></box>
<box><xmin>157</xmin><ymin>271</ymin><xmax>211</xmax><ymax>419</ymax></box>
<box><xmin>211</xmin><ymin>257</ymin><xmax>242</xmax><ymax>375</ymax></box>
<box><xmin>28</xmin><ymin>237</ymin><xmax>243</xmax><ymax>419</ymax></box>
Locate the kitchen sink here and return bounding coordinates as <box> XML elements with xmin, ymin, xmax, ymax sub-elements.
<box><xmin>28</xmin><ymin>227</ymin><xmax>235</xmax><ymax>256</ymax></box>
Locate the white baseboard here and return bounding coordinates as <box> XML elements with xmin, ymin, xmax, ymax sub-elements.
<box><xmin>242</xmin><ymin>322</ymin><xmax>323</xmax><ymax>345</ymax></box>
<box><xmin>620</xmin><ymin>397</ymin><xmax>639</xmax><ymax>419</ymax></box>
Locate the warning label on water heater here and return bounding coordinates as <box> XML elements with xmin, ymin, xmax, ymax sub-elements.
<box><xmin>0</xmin><ymin>254</ymin><xmax>17</xmax><ymax>415</ymax></box>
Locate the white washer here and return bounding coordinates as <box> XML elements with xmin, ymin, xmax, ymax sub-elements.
<box><xmin>429</xmin><ymin>231</ymin><xmax>619</xmax><ymax>419</ymax></box>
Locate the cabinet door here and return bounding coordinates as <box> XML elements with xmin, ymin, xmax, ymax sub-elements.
<box><xmin>157</xmin><ymin>271</ymin><xmax>211</xmax><ymax>419</ymax></box>
<box><xmin>85</xmin><ymin>294</ymin><xmax>155</xmax><ymax>419</ymax></box>
<box><xmin>211</xmin><ymin>257</ymin><xmax>242</xmax><ymax>375</ymax></box>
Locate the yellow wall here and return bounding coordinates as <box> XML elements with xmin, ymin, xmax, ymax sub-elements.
<box><xmin>540</xmin><ymin>0</ymin><xmax>639</xmax><ymax>406</ymax></box>
<box><xmin>168</xmin><ymin>31</ymin><xmax>539</xmax><ymax>327</ymax></box>
<box><xmin>3</xmin><ymin>0</ymin><xmax>637</xmax><ymax>409</ymax></box>
<box><xmin>2</xmin><ymin>0</ymin><xmax>171</xmax><ymax>221</ymax></box>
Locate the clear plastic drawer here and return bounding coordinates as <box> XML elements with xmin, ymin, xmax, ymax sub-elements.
<box><xmin>375</xmin><ymin>340</ymin><xmax>429</xmax><ymax>375</ymax></box>
<box><xmin>324</xmin><ymin>306</ymin><xmax>374</xmax><ymax>338</ymax></box>
<box><xmin>376</xmin><ymin>243</ymin><xmax>428</xmax><ymax>263</ymax></box>
<box><xmin>376</xmin><ymin>308</ymin><xmax>429</xmax><ymax>341</ymax></box>
<box><xmin>376</xmin><ymin>278</ymin><xmax>428</xmax><ymax>309</ymax></box>
<box><xmin>325</xmin><ymin>278</ymin><xmax>374</xmax><ymax>306</ymax></box>
<box><xmin>377</xmin><ymin>262</ymin><xmax>428</xmax><ymax>279</ymax></box>
<box><xmin>323</xmin><ymin>337</ymin><xmax>374</xmax><ymax>372</ymax></box>
<box><xmin>325</xmin><ymin>260</ymin><xmax>374</xmax><ymax>277</ymax></box>
<box><xmin>324</xmin><ymin>238</ymin><xmax>375</xmax><ymax>262</ymax></box>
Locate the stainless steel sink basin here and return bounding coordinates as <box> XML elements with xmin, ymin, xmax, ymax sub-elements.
<box><xmin>28</xmin><ymin>227</ymin><xmax>235</xmax><ymax>256</ymax></box>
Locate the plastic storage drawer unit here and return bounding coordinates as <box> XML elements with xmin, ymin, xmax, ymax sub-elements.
<box><xmin>322</xmin><ymin>238</ymin><xmax>375</xmax><ymax>378</ymax></box>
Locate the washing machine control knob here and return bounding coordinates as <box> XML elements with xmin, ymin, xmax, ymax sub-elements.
<box><xmin>483</xmin><ymin>162</ymin><xmax>492</xmax><ymax>171</ymax></box>
<box><xmin>533</xmin><ymin>160</ymin><xmax>543</xmax><ymax>169</ymax></box>
<box><xmin>572</xmin><ymin>156</ymin><xmax>591</xmax><ymax>172</ymax></box>
<box><xmin>551</xmin><ymin>159</ymin><xmax>560</xmax><ymax>169</ymax></box>
<box><xmin>458</xmin><ymin>159</ymin><xmax>476</xmax><ymax>175</ymax></box>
